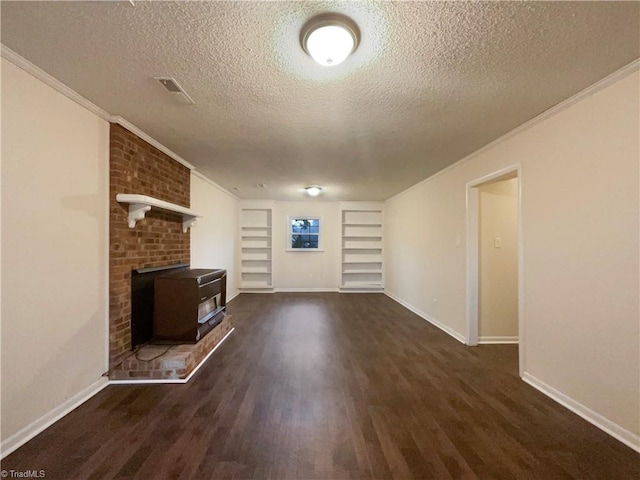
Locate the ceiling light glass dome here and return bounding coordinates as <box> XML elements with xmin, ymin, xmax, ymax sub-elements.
<box><xmin>301</xmin><ymin>14</ymin><xmax>360</xmax><ymax>67</ymax></box>
<box><xmin>305</xmin><ymin>186</ymin><xmax>322</xmax><ymax>196</ymax></box>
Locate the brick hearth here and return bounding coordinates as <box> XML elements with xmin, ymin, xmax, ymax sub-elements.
<box><xmin>110</xmin><ymin>315</ymin><xmax>233</xmax><ymax>380</ymax></box>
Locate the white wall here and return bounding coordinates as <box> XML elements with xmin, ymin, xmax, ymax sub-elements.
<box><xmin>478</xmin><ymin>178</ymin><xmax>518</xmax><ymax>339</ymax></box>
<box><xmin>240</xmin><ymin>200</ymin><xmax>384</xmax><ymax>290</ymax></box>
<box><xmin>1</xmin><ymin>59</ymin><xmax>109</xmax><ymax>447</ymax></box>
<box><xmin>190</xmin><ymin>173</ymin><xmax>240</xmax><ymax>299</ymax></box>
<box><xmin>272</xmin><ymin>201</ymin><xmax>341</xmax><ymax>290</ymax></box>
<box><xmin>0</xmin><ymin>51</ymin><xmax>4</xmax><ymax>451</ymax></box>
<box><xmin>385</xmin><ymin>68</ymin><xmax>639</xmax><ymax>444</ymax></box>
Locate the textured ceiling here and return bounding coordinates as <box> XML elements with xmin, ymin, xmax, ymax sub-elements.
<box><xmin>2</xmin><ymin>1</ymin><xmax>639</xmax><ymax>201</ymax></box>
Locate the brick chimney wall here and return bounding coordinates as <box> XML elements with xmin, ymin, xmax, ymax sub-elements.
<box><xmin>109</xmin><ymin>123</ymin><xmax>190</xmax><ymax>368</ymax></box>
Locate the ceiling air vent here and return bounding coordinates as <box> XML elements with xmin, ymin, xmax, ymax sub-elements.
<box><xmin>154</xmin><ymin>77</ymin><xmax>195</xmax><ymax>105</ymax></box>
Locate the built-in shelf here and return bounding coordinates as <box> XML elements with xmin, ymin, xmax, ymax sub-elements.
<box><xmin>240</xmin><ymin>206</ymin><xmax>274</xmax><ymax>291</ymax></box>
<box><xmin>342</xmin><ymin>270</ymin><xmax>383</xmax><ymax>274</ymax></box>
<box><xmin>342</xmin><ymin>260</ymin><xmax>383</xmax><ymax>264</ymax></box>
<box><xmin>340</xmin><ymin>206</ymin><xmax>384</xmax><ymax>291</ymax></box>
<box><xmin>341</xmin><ymin>282</ymin><xmax>383</xmax><ymax>288</ymax></box>
<box><xmin>240</xmin><ymin>281</ymin><xmax>273</xmax><ymax>289</ymax></box>
<box><xmin>116</xmin><ymin>194</ymin><xmax>201</xmax><ymax>232</ymax></box>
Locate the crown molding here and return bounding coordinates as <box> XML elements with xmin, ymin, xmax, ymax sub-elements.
<box><xmin>109</xmin><ymin>116</ymin><xmax>194</xmax><ymax>170</ymax></box>
<box><xmin>239</xmin><ymin>199</ymin><xmax>277</xmax><ymax>207</ymax></box>
<box><xmin>1</xmin><ymin>44</ymin><xmax>200</xmax><ymax>172</ymax></box>
<box><xmin>386</xmin><ymin>58</ymin><xmax>640</xmax><ymax>203</ymax></box>
<box><xmin>5</xmin><ymin>43</ymin><xmax>637</xmax><ymax>202</ymax></box>
<box><xmin>1</xmin><ymin>44</ymin><xmax>111</xmax><ymax>121</ymax></box>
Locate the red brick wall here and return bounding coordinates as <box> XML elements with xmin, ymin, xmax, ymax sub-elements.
<box><xmin>109</xmin><ymin>123</ymin><xmax>190</xmax><ymax>368</ymax></box>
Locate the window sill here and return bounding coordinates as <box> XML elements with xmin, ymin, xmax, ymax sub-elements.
<box><xmin>286</xmin><ymin>249</ymin><xmax>325</xmax><ymax>253</ymax></box>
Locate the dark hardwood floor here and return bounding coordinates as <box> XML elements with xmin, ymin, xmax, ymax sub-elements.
<box><xmin>3</xmin><ymin>293</ymin><xmax>639</xmax><ymax>479</ymax></box>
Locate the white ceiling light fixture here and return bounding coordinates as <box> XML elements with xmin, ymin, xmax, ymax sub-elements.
<box><xmin>305</xmin><ymin>186</ymin><xmax>322</xmax><ymax>197</ymax></box>
<box><xmin>300</xmin><ymin>13</ymin><xmax>360</xmax><ymax>66</ymax></box>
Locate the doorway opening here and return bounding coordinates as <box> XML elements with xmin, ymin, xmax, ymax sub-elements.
<box><xmin>466</xmin><ymin>165</ymin><xmax>523</xmax><ymax>376</ymax></box>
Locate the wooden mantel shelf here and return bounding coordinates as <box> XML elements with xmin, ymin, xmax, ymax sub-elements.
<box><xmin>116</xmin><ymin>194</ymin><xmax>201</xmax><ymax>232</ymax></box>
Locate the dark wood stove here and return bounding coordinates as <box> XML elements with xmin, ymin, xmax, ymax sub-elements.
<box><xmin>154</xmin><ymin>268</ymin><xmax>227</xmax><ymax>343</ymax></box>
<box><xmin>131</xmin><ymin>264</ymin><xmax>189</xmax><ymax>348</ymax></box>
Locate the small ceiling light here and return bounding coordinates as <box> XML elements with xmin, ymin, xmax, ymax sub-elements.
<box><xmin>305</xmin><ymin>186</ymin><xmax>322</xmax><ymax>197</ymax></box>
<box><xmin>300</xmin><ymin>13</ymin><xmax>360</xmax><ymax>66</ymax></box>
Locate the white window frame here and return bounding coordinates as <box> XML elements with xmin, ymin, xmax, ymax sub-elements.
<box><xmin>287</xmin><ymin>216</ymin><xmax>323</xmax><ymax>252</ymax></box>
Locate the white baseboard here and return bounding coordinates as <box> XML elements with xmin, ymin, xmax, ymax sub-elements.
<box><xmin>478</xmin><ymin>336</ymin><xmax>519</xmax><ymax>344</ymax></box>
<box><xmin>1</xmin><ymin>377</ymin><xmax>109</xmax><ymax>459</ymax></box>
<box><xmin>226</xmin><ymin>289</ymin><xmax>241</xmax><ymax>303</ymax></box>
<box><xmin>339</xmin><ymin>289</ymin><xmax>384</xmax><ymax>294</ymax></box>
<box><xmin>1</xmin><ymin>328</ymin><xmax>237</xmax><ymax>457</ymax></box>
<box><xmin>109</xmin><ymin>328</ymin><xmax>234</xmax><ymax>386</ymax></box>
<box><xmin>384</xmin><ymin>290</ymin><xmax>467</xmax><ymax>344</ymax></box>
<box><xmin>274</xmin><ymin>287</ymin><xmax>339</xmax><ymax>293</ymax></box>
<box><xmin>522</xmin><ymin>372</ymin><xmax>640</xmax><ymax>453</ymax></box>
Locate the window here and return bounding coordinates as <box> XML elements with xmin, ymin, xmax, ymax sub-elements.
<box><xmin>288</xmin><ymin>217</ymin><xmax>321</xmax><ymax>251</ymax></box>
